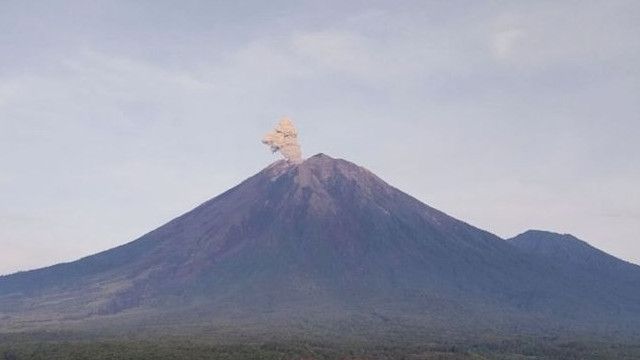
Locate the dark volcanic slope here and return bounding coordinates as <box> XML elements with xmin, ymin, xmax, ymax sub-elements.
<box><xmin>1</xmin><ymin>154</ymin><xmax>639</xmax><ymax>335</ymax></box>
<box><xmin>509</xmin><ymin>230</ymin><xmax>640</xmax><ymax>313</ymax></box>
<box><xmin>510</xmin><ymin>230</ymin><xmax>638</xmax><ymax>274</ymax></box>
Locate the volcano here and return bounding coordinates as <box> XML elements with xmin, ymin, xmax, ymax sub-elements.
<box><xmin>1</xmin><ymin>154</ymin><xmax>639</xmax><ymax>338</ymax></box>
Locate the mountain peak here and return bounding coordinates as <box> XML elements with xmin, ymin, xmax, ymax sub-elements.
<box><xmin>299</xmin><ymin>152</ymin><xmax>341</xmax><ymax>169</ymax></box>
<box><xmin>307</xmin><ymin>152</ymin><xmax>332</xmax><ymax>160</ymax></box>
<box><xmin>510</xmin><ymin>230</ymin><xmax>586</xmax><ymax>249</ymax></box>
<box><xmin>2</xmin><ymin>155</ymin><xmax>640</xmax><ymax>336</ymax></box>
<box><xmin>520</xmin><ymin>229</ymin><xmax>573</xmax><ymax>237</ymax></box>
<box><xmin>260</xmin><ymin>153</ymin><xmax>379</xmax><ymax>191</ymax></box>
<box><xmin>509</xmin><ymin>230</ymin><xmax>640</xmax><ymax>271</ymax></box>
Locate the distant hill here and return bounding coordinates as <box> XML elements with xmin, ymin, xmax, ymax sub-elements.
<box><xmin>508</xmin><ymin>230</ymin><xmax>640</xmax><ymax>321</ymax></box>
<box><xmin>1</xmin><ymin>154</ymin><xmax>639</xmax><ymax>339</ymax></box>
<box><xmin>510</xmin><ymin>230</ymin><xmax>638</xmax><ymax>274</ymax></box>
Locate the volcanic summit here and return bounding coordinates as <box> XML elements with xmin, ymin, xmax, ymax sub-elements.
<box><xmin>1</xmin><ymin>153</ymin><xmax>639</xmax><ymax>338</ymax></box>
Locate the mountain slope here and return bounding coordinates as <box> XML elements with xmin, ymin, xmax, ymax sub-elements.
<box><xmin>510</xmin><ymin>230</ymin><xmax>639</xmax><ymax>273</ymax></box>
<box><xmin>509</xmin><ymin>230</ymin><xmax>640</xmax><ymax>316</ymax></box>
<box><xmin>1</xmin><ymin>154</ymin><xmax>639</xmax><ymax>337</ymax></box>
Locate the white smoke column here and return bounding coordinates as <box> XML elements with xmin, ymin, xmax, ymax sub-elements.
<box><xmin>262</xmin><ymin>117</ymin><xmax>303</xmax><ymax>163</ymax></box>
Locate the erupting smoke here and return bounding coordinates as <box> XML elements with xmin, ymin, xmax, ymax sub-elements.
<box><xmin>262</xmin><ymin>117</ymin><xmax>303</xmax><ymax>163</ymax></box>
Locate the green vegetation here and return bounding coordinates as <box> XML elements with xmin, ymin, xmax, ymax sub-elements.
<box><xmin>1</xmin><ymin>334</ymin><xmax>640</xmax><ymax>360</ymax></box>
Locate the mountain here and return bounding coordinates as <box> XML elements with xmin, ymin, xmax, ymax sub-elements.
<box><xmin>1</xmin><ymin>154</ymin><xmax>639</xmax><ymax>339</ymax></box>
<box><xmin>509</xmin><ymin>230</ymin><xmax>640</xmax><ymax>318</ymax></box>
<box><xmin>510</xmin><ymin>230</ymin><xmax>638</xmax><ymax>273</ymax></box>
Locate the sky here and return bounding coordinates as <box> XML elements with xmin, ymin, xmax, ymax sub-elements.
<box><xmin>1</xmin><ymin>0</ymin><xmax>639</xmax><ymax>275</ymax></box>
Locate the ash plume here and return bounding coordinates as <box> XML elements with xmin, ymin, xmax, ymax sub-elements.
<box><xmin>262</xmin><ymin>117</ymin><xmax>303</xmax><ymax>163</ymax></box>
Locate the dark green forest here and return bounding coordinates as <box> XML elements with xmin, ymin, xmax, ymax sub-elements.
<box><xmin>2</xmin><ymin>334</ymin><xmax>640</xmax><ymax>360</ymax></box>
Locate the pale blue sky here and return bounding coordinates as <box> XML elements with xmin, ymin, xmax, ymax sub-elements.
<box><xmin>1</xmin><ymin>1</ymin><xmax>639</xmax><ymax>274</ymax></box>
